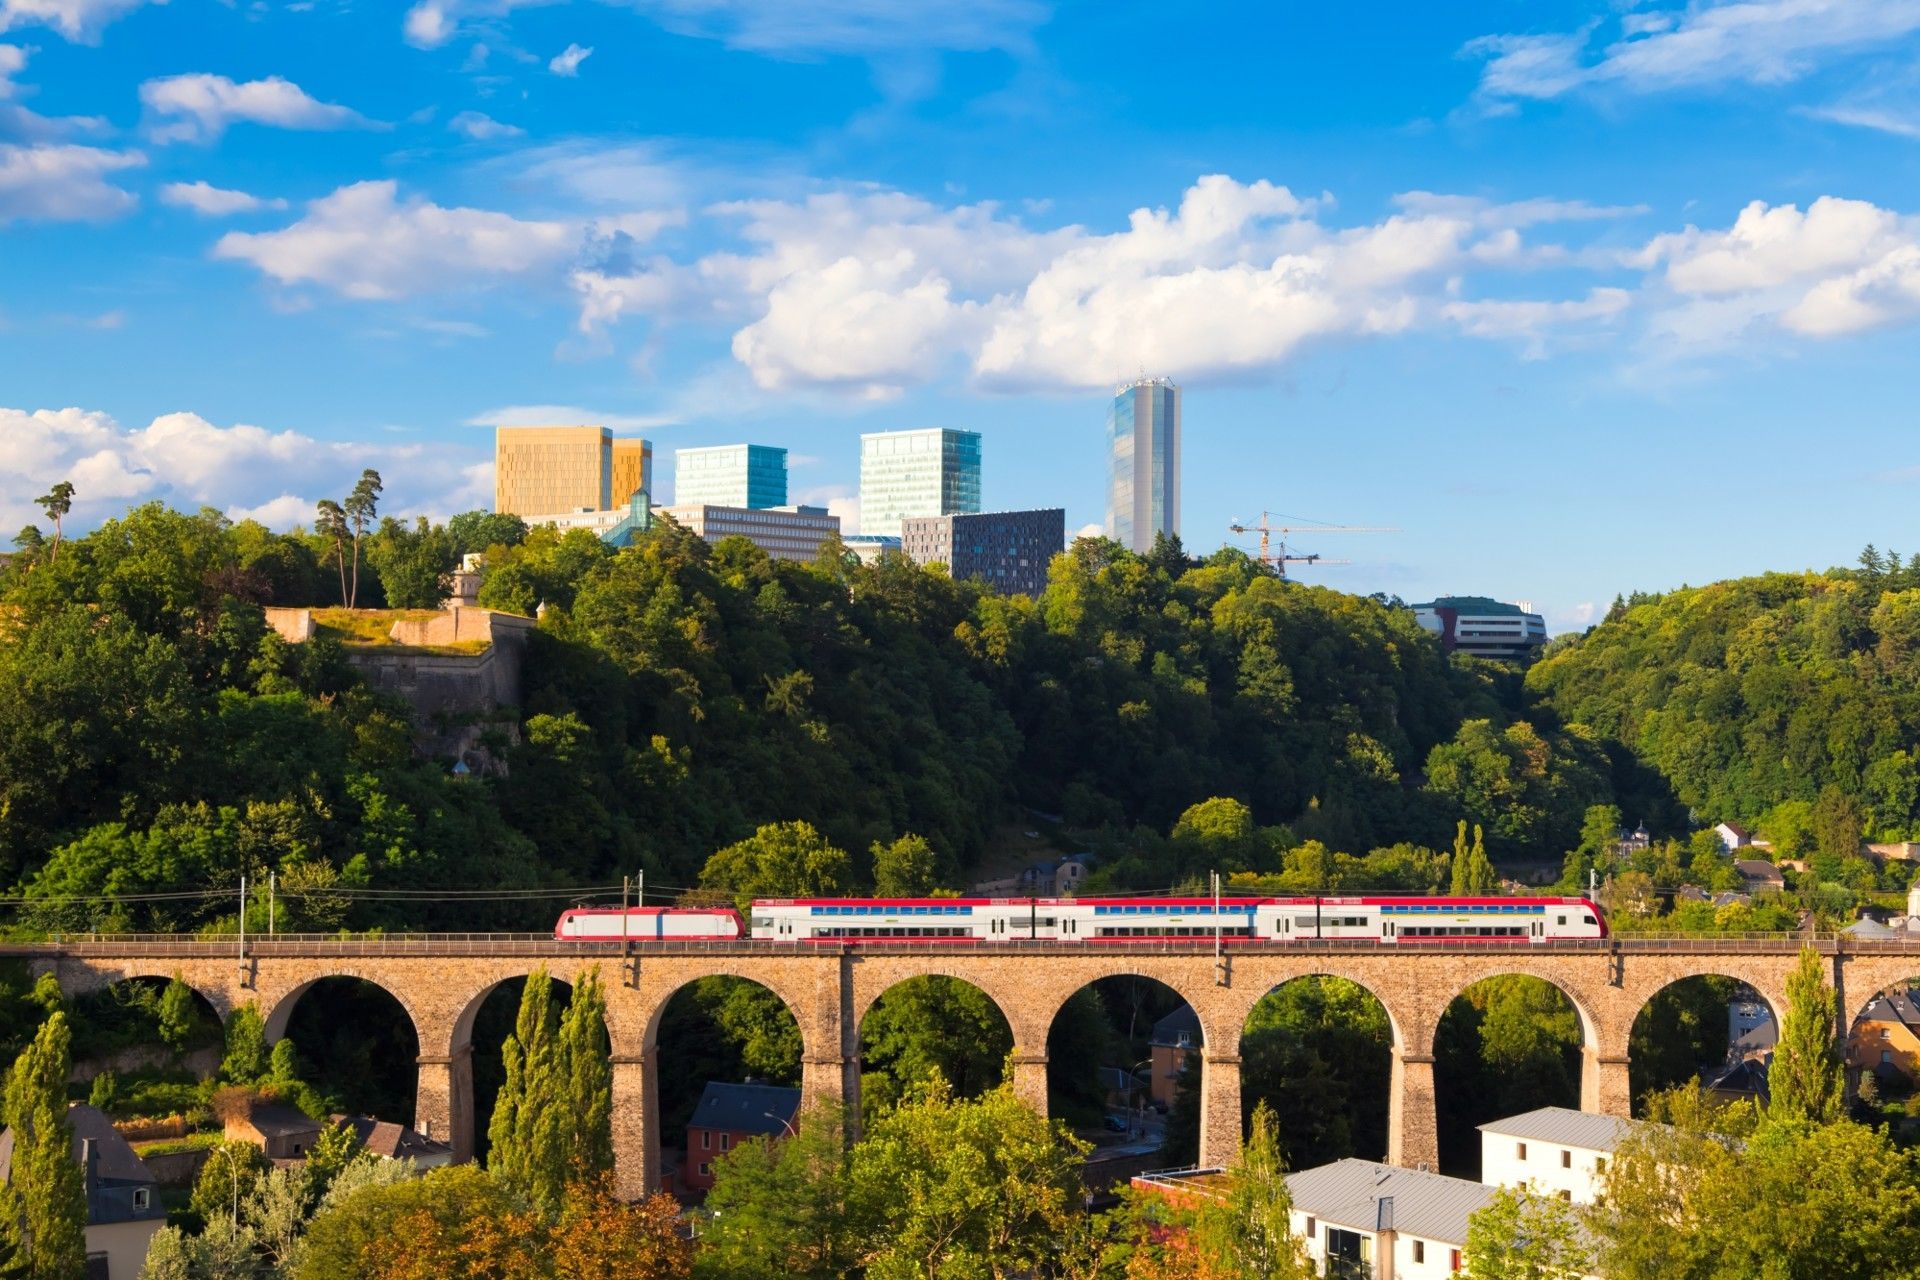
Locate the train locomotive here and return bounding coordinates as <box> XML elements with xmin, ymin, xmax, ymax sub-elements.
<box><xmin>554</xmin><ymin>896</ymin><xmax>1606</xmax><ymax>944</ymax></box>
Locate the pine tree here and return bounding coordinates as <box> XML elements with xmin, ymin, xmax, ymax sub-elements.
<box><xmin>1770</xmin><ymin>947</ymin><xmax>1843</xmax><ymax>1126</ymax></box>
<box><xmin>559</xmin><ymin>967</ymin><xmax>613</xmax><ymax>1182</ymax></box>
<box><xmin>1</xmin><ymin>1014</ymin><xmax>86</xmax><ymax>1280</ymax></box>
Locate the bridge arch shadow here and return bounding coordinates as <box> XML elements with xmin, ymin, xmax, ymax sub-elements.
<box><xmin>1433</xmin><ymin>972</ymin><xmax>1592</xmax><ymax>1178</ymax></box>
<box><xmin>858</xmin><ymin>974</ymin><xmax>1013</xmax><ymax>1125</ymax></box>
<box><xmin>1043</xmin><ymin>973</ymin><xmax>1196</xmax><ymax>1160</ymax></box>
<box><xmin>265</xmin><ymin>975</ymin><xmax>422</xmax><ymax>1127</ymax></box>
<box><xmin>1240</xmin><ymin>974</ymin><xmax>1396</xmax><ymax>1169</ymax></box>
<box><xmin>66</xmin><ymin>973</ymin><xmax>226</xmax><ymax>1092</ymax></box>
<box><xmin>1630</xmin><ymin>975</ymin><xmax>1778</xmax><ymax>1116</ymax></box>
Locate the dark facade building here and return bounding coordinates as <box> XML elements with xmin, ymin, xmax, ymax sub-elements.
<box><xmin>901</xmin><ymin>508</ymin><xmax>1066</xmax><ymax>597</ymax></box>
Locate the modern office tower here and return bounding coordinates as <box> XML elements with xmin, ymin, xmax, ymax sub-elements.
<box><xmin>858</xmin><ymin>428</ymin><xmax>982</xmax><ymax>538</ymax></box>
<box><xmin>1105</xmin><ymin>378</ymin><xmax>1181</xmax><ymax>554</ymax></box>
<box><xmin>674</xmin><ymin>444</ymin><xmax>788</xmax><ymax>509</ymax></box>
<box><xmin>611</xmin><ymin>438</ymin><xmax>653</xmax><ymax>505</ymax></box>
<box><xmin>1411</xmin><ymin>597</ymin><xmax>1548</xmax><ymax>662</ymax></box>
<box><xmin>495</xmin><ymin>425</ymin><xmax>612</xmax><ymax>516</ymax></box>
<box><xmin>901</xmin><ymin>509</ymin><xmax>1065</xmax><ymax>597</ymax></box>
<box><xmin>663</xmin><ymin>503</ymin><xmax>839</xmax><ymax>562</ymax></box>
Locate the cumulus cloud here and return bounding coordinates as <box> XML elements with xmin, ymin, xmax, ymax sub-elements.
<box><xmin>0</xmin><ymin>405</ymin><xmax>489</xmax><ymax>536</ymax></box>
<box><xmin>1636</xmin><ymin>196</ymin><xmax>1920</xmax><ymax>341</ymax></box>
<box><xmin>448</xmin><ymin>110</ymin><xmax>523</xmax><ymax>140</ymax></box>
<box><xmin>0</xmin><ymin>142</ymin><xmax>142</xmax><ymax>223</ymax></box>
<box><xmin>139</xmin><ymin>74</ymin><xmax>378</xmax><ymax>144</ymax></box>
<box><xmin>571</xmin><ymin>174</ymin><xmax>1641</xmax><ymax>395</ymax></box>
<box><xmin>1467</xmin><ymin>0</ymin><xmax>1920</xmax><ymax>107</ymax></box>
<box><xmin>212</xmin><ymin>180</ymin><xmax>579</xmax><ymax>300</ymax></box>
<box><xmin>548</xmin><ymin>42</ymin><xmax>592</xmax><ymax>75</ymax></box>
<box><xmin>0</xmin><ymin>42</ymin><xmax>22</xmax><ymax>96</ymax></box>
<box><xmin>1442</xmin><ymin>288</ymin><xmax>1632</xmax><ymax>356</ymax></box>
<box><xmin>0</xmin><ymin>0</ymin><xmax>152</xmax><ymax>42</ymax></box>
<box><xmin>159</xmin><ymin>180</ymin><xmax>287</xmax><ymax>216</ymax></box>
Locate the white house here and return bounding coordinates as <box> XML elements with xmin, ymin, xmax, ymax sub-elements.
<box><xmin>1286</xmin><ymin>1159</ymin><xmax>1497</xmax><ymax>1279</ymax></box>
<box><xmin>1478</xmin><ymin>1107</ymin><xmax>1636</xmax><ymax>1205</ymax></box>
<box><xmin>1713</xmin><ymin>821</ymin><xmax>1752</xmax><ymax>852</ymax></box>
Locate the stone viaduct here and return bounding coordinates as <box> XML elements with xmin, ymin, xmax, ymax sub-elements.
<box><xmin>23</xmin><ymin>937</ymin><xmax>1920</xmax><ymax>1199</ymax></box>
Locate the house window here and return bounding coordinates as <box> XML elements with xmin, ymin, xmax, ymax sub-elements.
<box><xmin>698</xmin><ymin>1163</ymin><xmax>710</xmax><ymax>1177</ymax></box>
<box><xmin>1884</xmin><ymin>1050</ymin><xmax>1896</xmax><ymax>1065</ymax></box>
<box><xmin>1559</xmin><ymin>1190</ymin><xmax>1572</xmax><ymax>1202</ymax></box>
<box><xmin>1561</xmin><ymin>1150</ymin><xmax>1572</xmax><ymax>1169</ymax></box>
<box><xmin>719</xmin><ymin>1133</ymin><xmax>731</xmax><ymax>1152</ymax></box>
<box><xmin>133</xmin><ymin>1187</ymin><xmax>150</xmax><ymax>1210</ymax></box>
<box><xmin>1305</xmin><ymin>1216</ymin><xmax>1315</xmax><ymax>1239</ymax></box>
<box><xmin>1516</xmin><ymin>1142</ymin><xmax>1528</xmax><ymax>1161</ymax></box>
<box><xmin>1413</xmin><ymin>1240</ymin><xmax>1425</xmax><ymax>1263</ymax></box>
<box><xmin>701</xmin><ymin>1131</ymin><xmax>711</xmax><ymax>1151</ymax></box>
<box><xmin>1451</xmin><ymin>1248</ymin><xmax>1463</xmax><ymax>1272</ymax></box>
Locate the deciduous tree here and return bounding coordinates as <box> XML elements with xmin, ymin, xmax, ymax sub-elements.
<box><xmin>1769</xmin><ymin>946</ymin><xmax>1843</xmax><ymax>1126</ymax></box>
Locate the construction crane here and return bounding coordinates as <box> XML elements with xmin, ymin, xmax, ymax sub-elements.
<box><xmin>1227</xmin><ymin>511</ymin><xmax>1399</xmax><ymax>580</ymax></box>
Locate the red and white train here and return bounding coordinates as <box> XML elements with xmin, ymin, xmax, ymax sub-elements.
<box><xmin>553</xmin><ymin>896</ymin><xmax>1606</xmax><ymax>945</ymax></box>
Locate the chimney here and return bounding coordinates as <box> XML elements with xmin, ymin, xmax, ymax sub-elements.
<box><xmin>1374</xmin><ymin>1195</ymin><xmax>1396</xmax><ymax>1280</ymax></box>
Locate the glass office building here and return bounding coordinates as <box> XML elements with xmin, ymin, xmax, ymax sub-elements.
<box><xmin>674</xmin><ymin>444</ymin><xmax>788</xmax><ymax>509</ymax></box>
<box><xmin>858</xmin><ymin>428</ymin><xmax>982</xmax><ymax>538</ymax></box>
<box><xmin>1106</xmin><ymin>378</ymin><xmax>1180</xmax><ymax>553</ymax></box>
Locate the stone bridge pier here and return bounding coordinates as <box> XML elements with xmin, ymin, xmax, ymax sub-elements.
<box><xmin>29</xmin><ymin>939</ymin><xmax>1888</xmax><ymax>1197</ymax></box>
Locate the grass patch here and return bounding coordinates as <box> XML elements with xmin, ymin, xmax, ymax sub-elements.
<box><xmin>131</xmin><ymin>1132</ymin><xmax>223</xmax><ymax>1158</ymax></box>
<box><xmin>311</xmin><ymin>609</ymin><xmax>441</xmax><ymax>646</ymax></box>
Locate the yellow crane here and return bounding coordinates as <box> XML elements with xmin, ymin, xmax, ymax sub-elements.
<box><xmin>1227</xmin><ymin>511</ymin><xmax>1399</xmax><ymax>580</ymax></box>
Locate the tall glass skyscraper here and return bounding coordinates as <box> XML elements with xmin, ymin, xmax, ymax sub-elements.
<box><xmin>1106</xmin><ymin>378</ymin><xmax>1180</xmax><ymax>553</ymax></box>
<box><xmin>674</xmin><ymin>444</ymin><xmax>787</xmax><ymax>509</ymax></box>
<box><xmin>858</xmin><ymin>428</ymin><xmax>982</xmax><ymax>537</ymax></box>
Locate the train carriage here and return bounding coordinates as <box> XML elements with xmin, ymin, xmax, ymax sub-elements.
<box><xmin>554</xmin><ymin>906</ymin><xmax>743</xmax><ymax>941</ymax></box>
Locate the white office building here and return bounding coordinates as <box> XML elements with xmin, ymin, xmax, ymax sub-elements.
<box><xmin>859</xmin><ymin>428</ymin><xmax>982</xmax><ymax>538</ymax></box>
<box><xmin>1411</xmin><ymin>596</ymin><xmax>1549</xmax><ymax>662</ymax></box>
<box><xmin>664</xmin><ymin>503</ymin><xmax>839</xmax><ymax>562</ymax></box>
<box><xmin>1478</xmin><ymin>1107</ymin><xmax>1635</xmax><ymax>1205</ymax></box>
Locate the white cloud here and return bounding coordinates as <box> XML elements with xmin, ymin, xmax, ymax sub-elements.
<box><xmin>0</xmin><ymin>0</ymin><xmax>153</xmax><ymax>42</ymax></box>
<box><xmin>403</xmin><ymin>0</ymin><xmax>1046</xmax><ymax>55</ymax></box>
<box><xmin>0</xmin><ymin>405</ymin><xmax>488</xmax><ymax>537</ymax></box>
<box><xmin>0</xmin><ymin>142</ymin><xmax>142</xmax><ymax>223</ymax></box>
<box><xmin>548</xmin><ymin>41</ymin><xmax>592</xmax><ymax>75</ymax></box>
<box><xmin>1637</xmin><ymin>196</ymin><xmax>1920</xmax><ymax>344</ymax></box>
<box><xmin>1468</xmin><ymin>0</ymin><xmax>1920</xmax><ymax>106</ymax></box>
<box><xmin>1073</xmin><ymin>521</ymin><xmax>1102</xmax><ymax>540</ymax></box>
<box><xmin>1802</xmin><ymin>103</ymin><xmax>1920</xmax><ymax>139</ymax></box>
<box><xmin>467</xmin><ymin>403</ymin><xmax>679</xmax><ymax>430</ymax></box>
<box><xmin>448</xmin><ymin>110</ymin><xmax>523</xmax><ymax>140</ymax></box>
<box><xmin>139</xmin><ymin>74</ymin><xmax>378</xmax><ymax>144</ymax></box>
<box><xmin>213</xmin><ymin>180</ymin><xmax>578</xmax><ymax>300</ymax></box>
<box><xmin>1442</xmin><ymin>288</ymin><xmax>1632</xmax><ymax>356</ymax></box>
<box><xmin>159</xmin><ymin>180</ymin><xmax>288</xmax><ymax>216</ymax></box>
<box><xmin>0</xmin><ymin>42</ymin><xmax>23</xmax><ymax>96</ymax></box>
<box><xmin>570</xmin><ymin>175</ymin><xmax>1655</xmax><ymax>394</ymax></box>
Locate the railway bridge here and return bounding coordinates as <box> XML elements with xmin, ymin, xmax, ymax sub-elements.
<box><xmin>23</xmin><ymin>935</ymin><xmax>1920</xmax><ymax>1198</ymax></box>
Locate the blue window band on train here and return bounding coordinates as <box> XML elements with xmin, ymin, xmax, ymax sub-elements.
<box><xmin>1091</xmin><ymin>904</ymin><xmax>1255</xmax><ymax>916</ymax></box>
<box><xmin>808</xmin><ymin>904</ymin><xmax>971</xmax><ymax>916</ymax></box>
<box><xmin>1379</xmin><ymin>903</ymin><xmax>1547</xmax><ymax>914</ymax></box>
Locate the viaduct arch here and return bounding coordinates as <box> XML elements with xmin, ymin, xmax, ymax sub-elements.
<box><xmin>30</xmin><ymin>939</ymin><xmax>1893</xmax><ymax>1197</ymax></box>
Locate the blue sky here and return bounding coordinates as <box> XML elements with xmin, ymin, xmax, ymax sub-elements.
<box><xmin>6</xmin><ymin>0</ymin><xmax>1920</xmax><ymax>627</ymax></box>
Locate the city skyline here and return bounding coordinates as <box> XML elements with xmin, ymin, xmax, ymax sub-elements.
<box><xmin>9</xmin><ymin>3</ymin><xmax>1920</xmax><ymax>628</ymax></box>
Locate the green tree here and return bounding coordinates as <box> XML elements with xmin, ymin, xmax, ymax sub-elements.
<box><xmin>1770</xmin><ymin>946</ymin><xmax>1843</xmax><ymax>1126</ymax></box>
<box><xmin>859</xmin><ymin>978</ymin><xmax>1012</xmax><ymax>1122</ymax></box>
<box><xmin>487</xmin><ymin>967</ymin><xmax>564</xmax><ymax>1214</ymax></box>
<box><xmin>870</xmin><ymin>834</ymin><xmax>939</xmax><ymax>897</ymax></box>
<box><xmin>1191</xmin><ymin>1101</ymin><xmax>1309</xmax><ymax>1280</ymax></box>
<box><xmin>1463</xmin><ymin>1185</ymin><xmax>1591</xmax><ymax>1279</ymax></box>
<box><xmin>1449</xmin><ymin>821</ymin><xmax>1496</xmax><ymax>895</ymax></box>
<box><xmin>559</xmin><ymin>966</ymin><xmax>614</xmax><ymax>1181</ymax></box>
<box><xmin>846</xmin><ymin>1075</ymin><xmax>1087</xmax><ymax>1280</ymax></box>
<box><xmin>32</xmin><ymin>484</ymin><xmax>72</xmax><ymax>565</ymax></box>
<box><xmin>697</xmin><ymin>1107</ymin><xmax>854</xmax><ymax>1280</ymax></box>
<box><xmin>220</xmin><ymin>1003</ymin><xmax>269</xmax><ymax>1084</ymax></box>
<box><xmin>342</xmin><ymin>470</ymin><xmax>382</xmax><ymax>609</ymax></box>
<box><xmin>157</xmin><ymin>978</ymin><xmax>202</xmax><ymax>1056</ymax></box>
<box><xmin>293</xmin><ymin>1164</ymin><xmax>517</xmax><ymax>1280</ymax></box>
<box><xmin>0</xmin><ymin>1014</ymin><xmax>85</xmax><ymax>1280</ymax></box>
<box><xmin>445</xmin><ymin>510</ymin><xmax>529</xmax><ymax>557</ymax></box>
<box><xmin>701</xmin><ymin>822</ymin><xmax>853</xmax><ymax>910</ymax></box>
<box><xmin>1170</xmin><ymin>797</ymin><xmax>1268</xmax><ymax>875</ymax></box>
<box><xmin>189</xmin><ymin>1140</ymin><xmax>270</xmax><ymax>1230</ymax></box>
<box><xmin>313</xmin><ymin>500</ymin><xmax>350</xmax><ymax>608</ymax></box>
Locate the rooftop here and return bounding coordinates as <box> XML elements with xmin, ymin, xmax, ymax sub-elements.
<box><xmin>689</xmin><ymin>1081</ymin><xmax>802</xmax><ymax>1138</ymax></box>
<box><xmin>1287</xmin><ymin>1159</ymin><xmax>1497</xmax><ymax>1245</ymax></box>
<box><xmin>331</xmin><ymin>1114</ymin><xmax>454</xmax><ymax>1162</ymax></box>
<box><xmin>1861</xmin><ymin>990</ymin><xmax>1920</xmax><ymax>1027</ymax></box>
<box><xmin>1152</xmin><ymin>1005</ymin><xmax>1202</xmax><ymax>1048</ymax></box>
<box><xmin>235</xmin><ymin>1103</ymin><xmax>324</xmax><ymax>1139</ymax></box>
<box><xmin>1411</xmin><ymin>597</ymin><xmax>1530</xmax><ymax>617</ymax></box>
<box><xmin>1477</xmin><ymin>1106</ymin><xmax>1637</xmax><ymax>1153</ymax></box>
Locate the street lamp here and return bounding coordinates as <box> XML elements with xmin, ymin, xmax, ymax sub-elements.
<box><xmin>1131</xmin><ymin>1058</ymin><xmax>1154</xmax><ymax>1138</ymax></box>
<box><xmin>763</xmin><ymin>1111</ymin><xmax>797</xmax><ymax>1138</ymax></box>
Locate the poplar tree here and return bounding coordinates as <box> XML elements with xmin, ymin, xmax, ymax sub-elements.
<box><xmin>1195</xmin><ymin>1100</ymin><xmax>1309</xmax><ymax>1280</ymax></box>
<box><xmin>0</xmin><ymin>1014</ymin><xmax>85</xmax><ymax>1280</ymax></box>
<box><xmin>488</xmin><ymin>969</ymin><xmax>563</xmax><ymax>1211</ymax></box>
<box><xmin>559</xmin><ymin>967</ymin><xmax>614</xmax><ymax>1182</ymax></box>
<box><xmin>1450</xmin><ymin>821</ymin><xmax>1497</xmax><ymax>895</ymax></box>
<box><xmin>1770</xmin><ymin>946</ymin><xmax>1843</xmax><ymax>1126</ymax></box>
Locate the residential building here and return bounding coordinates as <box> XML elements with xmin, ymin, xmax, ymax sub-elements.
<box><xmin>674</xmin><ymin>444</ymin><xmax>787</xmax><ymax>509</ymax></box>
<box><xmin>611</xmin><ymin>438</ymin><xmax>653</xmax><ymax>506</ymax></box>
<box><xmin>1411</xmin><ymin>596</ymin><xmax>1549</xmax><ymax>662</ymax></box>
<box><xmin>494</xmin><ymin>424</ymin><xmax>650</xmax><ymax>518</ymax></box>
<box><xmin>663</xmin><ymin>503</ymin><xmax>839</xmax><ymax>562</ymax></box>
<box><xmin>1728</xmin><ymin>993</ymin><xmax>1775</xmax><ymax>1051</ymax></box>
<box><xmin>331</xmin><ymin>1114</ymin><xmax>456</xmax><ymax>1169</ymax></box>
<box><xmin>1714</xmin><ymin>821</ymin><xmax>1752</xmax><ymax>851</ymax></box>
<box><xmin>683</xmin><ymin>1082</ymin><xmax>801</xmax><ymax>1193</ymax></box>
<box><xmin>1734</xmin><ymin>859</ymin><xmax>1786</xmax><ymax>893</ymax></box>
<box><xmin>1613</xmin><ymin>821</ymin><xmax>1652</xmax><ymax>859</ymax></box>
<box><xmin>901</xmin><ymin>508</ymin><xmax>1065</xmax><ymax>597</ymax></box>
<box><xmin>1849</xmin><ymin>989</ymin><xmax>1920</xmax><ymax>1086</ymax></box>
<box><xmin>1149</xmin><ymin>1005</ymin><xmax>1201</xmax><ymax>1109</ymax></box>
<box><xmin>223</xmin><ymin>1101</ymin><xmax>323</xmax><ymax>1161</ymax></box>
<box><xmin>858</xmin><ymin>428</ymin><xmax>982</xmax><ymax>538</ymax></box>
<box><xmin>1479</xmin><ymin>1107</ymin><xmax>1635</xmax><ymax>1206</ymax></box>
<box><xmin>0</xmin><ymin>1104</ymin><xmax>166</xmax><ymax>1279</ymax></box>
<box><xmin>1106</xmin><ymin>377</ymin><xmax>1180</xmax><ymax>554</ymax></box>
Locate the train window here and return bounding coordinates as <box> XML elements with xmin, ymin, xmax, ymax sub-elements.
<box><xmin>1557</xmin><ymin>916</ymin><xmax>1567</xmax><ymax>926</ymax></box>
